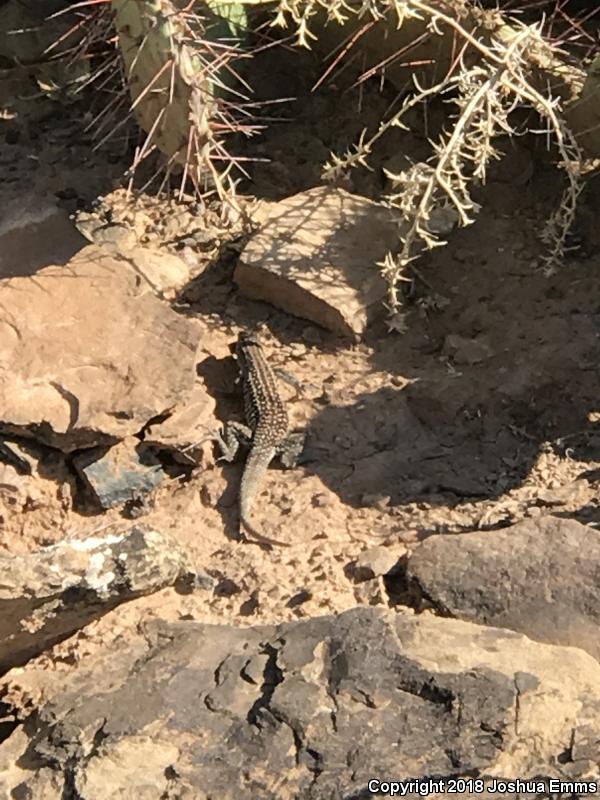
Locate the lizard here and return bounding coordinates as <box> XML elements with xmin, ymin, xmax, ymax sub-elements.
<box><xmin>211</xmin><ymin>331</ymin><xmax>306</xmax><ymax>549</ymax></box>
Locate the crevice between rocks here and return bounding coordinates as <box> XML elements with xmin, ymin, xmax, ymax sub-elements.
<box><xmin>246</xmin><ymin>642</ymin><xmax>284</xmax><ymax>729</ymax></box>
<box><xmin>246</xmin><ymin>641</ymin><xmax>323</xmax><ymax>781</ymax></box>
<box><xmin>384</xmin><ymin>562</ymin><xmax>455</xmax><ymax>617</ymax></box>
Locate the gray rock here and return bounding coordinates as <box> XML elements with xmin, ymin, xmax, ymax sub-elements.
<box><xmin>350</xmin><ymin>544</ymin><xmax>406</xmax><ymax>582</ymax></box>
<box><xmin>74</xmin><ymin>438</ymin><xmax>165</xmax><ymax>510</ymax></box>
<box><xmin>2</xmin><ymin>607</ymin><xmax>600</xmax><ymax>798</ymax></box>
<box><xmin>237</xmin><ymin>187</ymin><xmax>399</xmax><ymax>336</ymax></box>
<box><xmin>427</xmin><ymin>205</ymin><xmax>459</xmax><ymax>236</ymax></box>
<box><xmin>0</xmin><ymin>245</ymin><xmax>199</xmax><ymax>451</ymax></box>
<box><xmin>0</xmin><ymin>525</ymin><xmax>190</xmax><ymax>673</ymax></box>
<box><xmin>405</xmin><ymin>516</ymin><xmax>600</xmax><ymax>660</ymax></box>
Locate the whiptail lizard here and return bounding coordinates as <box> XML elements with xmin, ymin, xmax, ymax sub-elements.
<box><xmin>212</xmin><ymin>331</ymin><xmax>305</xmax><ymax>549</ymax></box>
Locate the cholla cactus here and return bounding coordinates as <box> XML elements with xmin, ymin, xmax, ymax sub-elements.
<box><xmin>39</xmin><ymin>0</ymin><xmax>594</xmax><ymax>259</ymax></box>
<box><xmin>315</xmin><ymin>0</ymin><xmax>588</xmax><ymax>315</ymax></box>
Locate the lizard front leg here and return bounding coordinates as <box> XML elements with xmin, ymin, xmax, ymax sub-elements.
<box><xmin>212</xmin><ymin>421</ymin><xmax>253</xmax><ymax>463</ymax></box>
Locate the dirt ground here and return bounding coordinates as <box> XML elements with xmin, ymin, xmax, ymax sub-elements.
<box><xmin>2</xmin><ymin>38</ymin><xmax>600</xmax><ymax>686</ymax></box>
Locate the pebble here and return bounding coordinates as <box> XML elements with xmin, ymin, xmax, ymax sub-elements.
<box><xmin>351</xmin><ymin>544</ymin><xmax>406</xmax><ymax>582</ymax></box>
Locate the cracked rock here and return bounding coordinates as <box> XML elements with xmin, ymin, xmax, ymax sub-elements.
<box><xmin>404</xmin><ymin>515</ymin><xmax>600</xmax><ymax>661</ymax></box>
<box><xmin>0</xmin><ymin>245</ymin><xmax>199</xmax><ymax>451</ymax></box>
<box><xmin>0</xmin><ymin>525</ymin><xmax>190</xmax><ymax>674</ymax></box>
<box><xmin>2</xmin><ymin>607</ymin><xmax>600</xmax><ymax>798</ymax></box>
<box><xmin>144</xmin><ymin>384</ymin><xmax>217</xmax><ymax>464</ymax></box>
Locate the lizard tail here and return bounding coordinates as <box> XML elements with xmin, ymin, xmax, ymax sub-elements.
<box><xmin>239</xmin><ymin>513</ymin><xmax>290</xmax><ymax>549</ymax></box>
<box><xmin>239</xmin><ymin>449</ymin><xmax>289</xmax><ymax>549</ymax></box>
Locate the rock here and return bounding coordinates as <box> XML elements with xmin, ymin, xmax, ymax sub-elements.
<box><xmin>443</xmin><ymin>333</ymin><xmax>493</xmax><ymax>365</ymax></box>
<box><xmin>2</xmin><ymin>607</ymin><xmax>600</xmax><ymax>798</ymax></box>
<box><xmin>144</xmin><ymin>384</ymin><xmax>217</xmax><ymax>464</ymax></box>
<box><xmin>121</xmin><ymin>246</ymin><xmax>192</xmax><ymax>299</ymax></box>
<box><xmin>78</xmin><ymin>220</ymin><xmax>138</xmax><ymax>251</ymax></box>
<box><xmin>405</xmin><ymin>516</ymin><xmax>600</xmax><ymax>661</ymax></box>
<box><xmin>360</xmin><ymin>492</ymin><xmax>391</xmax><ymax>509</ymax></box>
<box><xmin>0</xmin><ymin>194</ymin><xmax>87</xmax><ymax>278</ymax></box>
<box><xmin>427</xmin><ymin>205</ymin><xmax>460</xmax><ymax>236</ymax></box>
<box><xmin>76</xmin><ymin>219</ymin><xmax>192</xmax><ymax>299</ymax></box>
<box><xmin>0</xmin><ymin>245</ymin><xmax>199</xmax><ymax>451</ymax></box>
<box><xmin>352</xmin><ymin>577</ymin><xmax>388</xmax><ymax>605</ymax></box>
<box><xmin>535</xmin><ymin>480</ymin><xmax>588</xmax><ymax>506</ymax></box>
<box><xmin>73</xmin><ymin>438</ymin><xmax>165</xmax><ymax>510</ymax></box>
<box><xmin>350</xmin><ymin>544</ymin><xmax>406</xmax><ymax>582</ymax></box>
<box><xmin>0</xmin><ymin>459</ymin><xmax>59</xmax><ymax>519</ymax></box>
<box><xmin>0</xmin><ymin>526</ymin><xmax>190</xmax><ymax>674</ymax></box>
<box><xmin>237</xmin><ymin>186</ymin><xmax>399</xmax><ymax>336</ymax></box>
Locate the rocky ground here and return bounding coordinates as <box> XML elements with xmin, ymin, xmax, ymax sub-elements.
<box><xmin>1</xmin><ymin>27</ymin><xmax>600</xmax><ymax>800</ymax></box>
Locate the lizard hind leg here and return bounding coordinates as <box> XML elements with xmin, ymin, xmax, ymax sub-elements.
<box><xmin>278</xmin><ymin>431</ymin><xmax>306</xmax><ymax>468</ymax></box>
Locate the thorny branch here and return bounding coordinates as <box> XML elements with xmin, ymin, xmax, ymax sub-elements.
<box><xmin>281</xmin><ymin>0</ymin><xmax>586</xmax><ymax>325</ymax></box>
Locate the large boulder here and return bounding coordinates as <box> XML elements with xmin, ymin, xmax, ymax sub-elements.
<box><xmin>0</xmin><ymin>245</ymin><xmax>200</xmax><ymax>450</ymax></box>
<box><xmin>1</xmin><ymin>607</ymin><xmax>599</xmax><ymax>798</ymax></box>
<box><xmin>405</xmin><ymin>516</ymin><xmax>600</xmax><ymax>661</ymax></box>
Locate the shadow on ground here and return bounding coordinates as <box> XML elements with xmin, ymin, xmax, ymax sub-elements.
<box><xmin>305</xmin><ymin>167</ymin><xmax>600</xmax><ymax>517</ymax></box>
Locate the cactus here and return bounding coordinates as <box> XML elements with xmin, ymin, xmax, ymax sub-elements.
<box><xmin>111</xmin><ymin>0</ymin><xmax>249</xmax><ymax>196</ymax></box>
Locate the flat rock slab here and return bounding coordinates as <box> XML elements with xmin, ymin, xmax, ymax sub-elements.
<box><xmin>2</xmin><ymin>607</ymin><xmax>600</xmax><ymax>798</ymax></box>
<box><xmin>0</xmin><ymin>195</ymin><xmax>87</xmax><ymax>278</ymax></box>
<box><xmin>0</xmin><ymin>525</ymin><xmax>190</xmax><ymax>674</ymax></box>
<box><xmin>74</xmin><ymin>437</ymin><xmax>165</xmax><ymax>510</ymax></box>
<box><xmin>405</xmin><ymin>516</ymin><xmax>600</xmax><ymax>660</ymax></box>
<box><xmin>237</xmin><ymin>187</ymin><xmax>398</xmax><ymax>336</ymax></box>
<box><xmin>0</xmin><ymin>245</ymin><xmax>199</xmax><ymax>451</ymax></box>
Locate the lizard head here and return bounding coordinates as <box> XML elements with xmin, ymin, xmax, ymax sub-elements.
<box><xmin>238</xmin><ymin>330</ymin><xmax>261</xmax><ymax>347</ymax></box>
